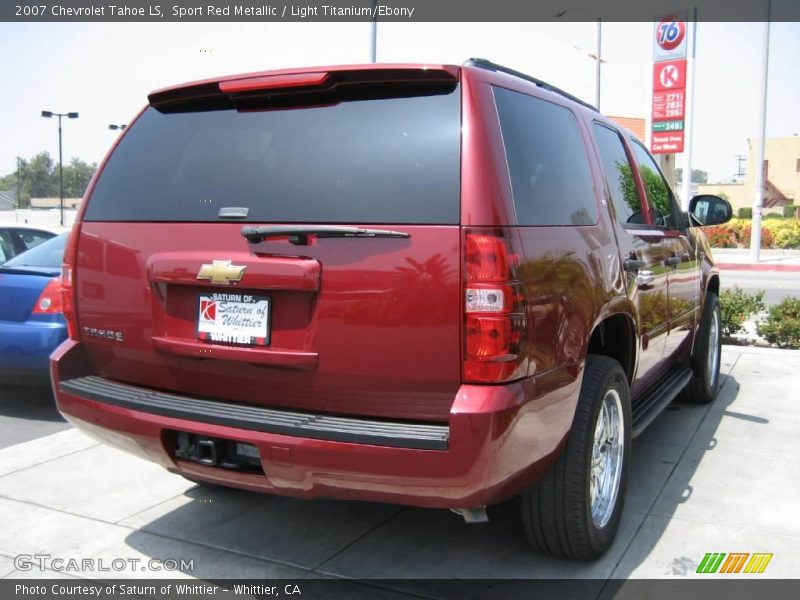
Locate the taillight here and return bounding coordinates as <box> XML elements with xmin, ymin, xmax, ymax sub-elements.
<box><xmin>32</xmin><ymin>277</ymin><xmax>63</xmax><ymax>314</ymax></box>
<box><xmin>61</xmin><ymin>224</ymin><xmax>81</xmax><ymax>339</ymax></box>
<box><xmin>463</xmin><ymin>230</ymin><xmax>528</xmax><ymax>383</ymax></box>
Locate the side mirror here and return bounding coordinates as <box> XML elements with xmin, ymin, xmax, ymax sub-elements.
<box><xmin>688</xmin><ymin>194</ymin><xmax>733</xmax><ymax>227</ymax></box>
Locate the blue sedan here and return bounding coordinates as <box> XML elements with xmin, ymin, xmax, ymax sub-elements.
<box><xmin>0</xmin><ymin>233</ymin><xmax>68</xmax><ymax>385</ymax></box>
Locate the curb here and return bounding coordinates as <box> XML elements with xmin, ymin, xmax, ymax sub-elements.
<box><xmin>717</xmin><ymin>263</ymin><xmax>800</xmax><ymax>272</ymax></box>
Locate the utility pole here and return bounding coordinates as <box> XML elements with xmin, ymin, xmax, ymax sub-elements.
<box><xmin>751</xmin><ymin>16</ymin><xmax>770</xmax><ymax>261</ymax></box>
<box><xmin>16</xmin><ymin>157</ymin><xmax>21</xmax><ymax>209</ymax></box>
<box><xmin>734</xmin><ymin>154</ymin><xmax>746</xmax><ymax>179</ymax></box>
<box><xmin>679</xmin><ymin>9</ymin><xmax>698</xmax><ymax>210</ymax></box>
<box><xmin>594</xmin><ymin>17</ymin><xmax>602</xmax><ymax>111</ymax></box>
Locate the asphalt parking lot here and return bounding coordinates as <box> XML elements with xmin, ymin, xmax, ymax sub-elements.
<box><xmin>0</xmin><ymin>384</ymin><xmax>70</xmax><ymax>449</ymax></box>
<box><xmin>1</xmin><ymin>345</ymin><xmax>799</xmax><ymax>592</ymax></box>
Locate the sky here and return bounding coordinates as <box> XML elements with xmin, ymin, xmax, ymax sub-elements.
<box><xmin>0</xmin><ymin>20</ymin><xmax>798</xmax><ymax>184</ymax></box>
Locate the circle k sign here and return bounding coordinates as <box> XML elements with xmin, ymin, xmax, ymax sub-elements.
<box><xmin>653</xmin><ymin>59</ymin><xmax>687</xmax><ymax>92</ymax></box>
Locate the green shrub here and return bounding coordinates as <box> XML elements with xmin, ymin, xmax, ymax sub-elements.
<box><xmin>719</xmin><ymin>287</ymin><xmax>765</xmax><ymax>338</ymax></box>
<box><xmin>710</xmin><ymin>217</ymin><xmax>800</xmax><ymax>249</ymax></box>
<box><xmin>703</xmin><ymin>225</ymin><xmax>737</xmax><ymax>248</ymax></box>
<box><xmin>737</xmin><ymin>223</ymin><xmax>775</xmax><ymax>248</ymax></box>
<box><xmin>757</xmin><ymin>297</ymin><xmax>800</xmax><ymax>348</ymax></box>
<box><xmin>737</xmin><ymin>207</ymin><xmax>752</xmax><ymax>219</ymax></box>
<box><xmin>764</xmin><ymin>219</ymin><xmax>800</xmax><ymax>249</ymax></box>
<box><xmin>726</xmin><ymin>218</ymin><xmax>747</xmax><ymax>238</ymax></box>
<box><xmin>783</xmin><ymin>205</ymin><xmax>798</xmax><ymax>218</ymax></box>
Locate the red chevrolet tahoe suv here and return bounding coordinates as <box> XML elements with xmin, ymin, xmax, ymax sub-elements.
<box><xmin>51</xmin><ymin>59</ymin><xmax>732</xmax><ymax>560</ymax></box>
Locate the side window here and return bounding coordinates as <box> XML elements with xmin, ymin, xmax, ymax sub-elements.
<box><xmin>592</xmin><ymin>124</ymin><xmax>645</xmax><ymax>225</ymax></box>
<box><xmin>494</xmin><ymin>87</ymin><xmax>597</xmax><ymax>226</ymax></box>
<box><xmin>0</xmin><ymin>231</ymin><xmax>12</xmax><ymax>263</ymax></box>
<box><xmin>629</xmin><ymin>142</ymin><xmax>679</xmax><ymax>229</ymax></box>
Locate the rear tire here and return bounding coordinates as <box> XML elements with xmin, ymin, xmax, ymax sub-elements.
<box><xmin>684</xmin><ymin>292</ymin><xmax>722</xmax><ymax>404</ymax></box>
<box><xmin>520</xmin><ymin>355</ymin><xmax>631</xmax><ymax>560</ymax></box>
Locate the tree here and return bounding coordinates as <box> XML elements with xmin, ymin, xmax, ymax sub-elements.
<box><xmin>58</xmin><ymin>158</ymin><xmax>97</xmax><ymax>198</ymax></box>
<box><xmin>676</xmin><ymin>168</ymin><xmax>708</xmax><ymax>184</ymax></box>
<box><xmin>618</xmin><ymin>163</ymin><xmax>670</xmax><ymax>218</ymax></box>
<box><xmin>26</xmin><ymin>152</ymin><xmax>57</xmax><ymax>198</ymax></box>
<box><xmin>0</xmin><ymin>152</ymin><xmax>97</xmax><ymax>207</ymax></box>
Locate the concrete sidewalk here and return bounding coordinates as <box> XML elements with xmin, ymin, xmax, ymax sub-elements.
<box><xmin>1</xmin><ymin>346</ymin><xmax>799</xmax><ymax>589</ymax></box>
<box><xmin>714</xmin><ymin>249</ymin><xmax>800</xmax><ymax>272</ymax></box>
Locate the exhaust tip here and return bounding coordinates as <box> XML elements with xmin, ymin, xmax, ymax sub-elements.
<box><xmin>450</xmin><ymin>507</ymin><xmax>489</xmax><ymax>524</ymax></box>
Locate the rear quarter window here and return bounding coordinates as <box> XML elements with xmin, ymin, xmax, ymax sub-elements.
<box><xmin>84</xmin><ymin>85</ymin><xmax>461</xmax><ymax>224</ymax></box>
<box><xmin>493</xmin><ymin>86</ymin><xmax>598</xmax><ymax>226</ymax></box>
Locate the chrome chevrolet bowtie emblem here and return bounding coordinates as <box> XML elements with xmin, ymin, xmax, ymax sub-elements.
<box><xmin>197</xmin><ymin>260</ymin><xmax>246</xmax><ymax>285</ymax></box>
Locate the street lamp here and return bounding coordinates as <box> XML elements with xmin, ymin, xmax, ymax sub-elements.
<box><xmin>554</xmin><ymin>8</ymin><xmax>603</xmax><ymax>111</ymax></box>
<box><xmin>369</xmin><ymin>0</ymin><xmax>377</xmax><ymax>62</ymax></box>
<box><xmin>108</xmin><ymin>124</ymin><xmax>126</xmax><ymax>130</ymax></box>
<box><xmin>41</xmin><ymin>110</ymin><xmax>79</xmax><ymax>226</ymax></box>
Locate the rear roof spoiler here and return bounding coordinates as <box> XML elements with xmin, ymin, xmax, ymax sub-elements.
<box><xmin>148</xmin><ymin>64</ymin><xmax>460</xmax><ymax>109</ymax></box>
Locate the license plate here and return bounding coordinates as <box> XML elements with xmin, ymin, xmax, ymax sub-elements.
<box><xmin>196</xmin><ymin>293</ymin><xmax>270</xmax><ymax>346</ymax></box>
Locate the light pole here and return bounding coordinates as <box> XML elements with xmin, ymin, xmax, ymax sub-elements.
<box><xmin>555</xmin><ymin>9</ymin><xmax>603</xmax><ymax>111</ymax></box>
<box><xmin>369</xmin><ymin>0</ymin><xmax>377</xmax><ymax>62</ymax></box>
<box><xmin>41</xmin><ymin>110</ymin><xmax>79</xmax><ymax>226</ymax></box>
<box><xmin>108</xmin><ymin>123</ymin><xmax>126</xmax><ymax>130</ymax></box>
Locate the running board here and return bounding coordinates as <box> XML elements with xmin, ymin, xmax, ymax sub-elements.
<box><xmin>631</xmin><ymin>366</ymin><xmax>693</xmax><ymax>438</ymax></box>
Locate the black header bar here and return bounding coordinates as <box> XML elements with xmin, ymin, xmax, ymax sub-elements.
<box><xmin>3</xmin><ymin>0</ymin><xmax>799</xmax><ymax>23</ymax></box>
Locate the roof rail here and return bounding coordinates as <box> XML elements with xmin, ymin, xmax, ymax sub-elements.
<box><xmin>463</xmin><ymin>58</ymin><xmax>599</xmax><ymax>113</ymax></box>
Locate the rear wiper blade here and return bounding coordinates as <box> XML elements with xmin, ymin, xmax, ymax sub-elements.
<box><xmin>241</xmin><ymin>225</ymin><xmax>410</xmax><ymax>245</ymax></box>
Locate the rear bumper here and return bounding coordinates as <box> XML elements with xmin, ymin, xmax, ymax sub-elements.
<box><xmin>0</xmin><ymin>319</ymin><xmax>67</xmax><ymax>384</ymax></box>
<box><xmin>52</xmin><ymin>339</ymin><xmax>581</xmax><ymax>508</ymax></box>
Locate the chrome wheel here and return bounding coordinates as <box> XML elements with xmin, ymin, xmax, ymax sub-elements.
<box><xmin>590</xmin><ymin>388</ymin><xmax>624</xmax><ymax>529</ymax></box>
<box><xmin>707</xmin><ymin>306</ymin><xmax>720</xmax><ymax>389</ymax></box>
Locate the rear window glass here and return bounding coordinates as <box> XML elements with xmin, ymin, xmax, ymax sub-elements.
<box><xmin>85</xmin><ymin>85</ymin><xmax>461</xmax><ymax>224</ymax></box>
<box><xmin>493</xmin><ymin>86</ymin><xmax>597</xmax><ymax>226</ymax></box>
<box><xmin>18</xmin><ymin>229</ymin><xmax>54</xmax><ymax>250</ymax></box>
<box><xmin>4</xmin><ymin>233</ymin><xmax>66</xmax><ymax>268</ymax></box>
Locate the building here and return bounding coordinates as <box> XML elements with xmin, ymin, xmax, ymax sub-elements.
<box><xmin>30</xmin><ymin>197</ymin><xmax>83</xmax><ymax>209</ymax></box>
<box><xmin>608</xmin><ymin>116</ymin><xmax>646</xmax><ymax>141</ymax></box>
<box><xmin>698</xmin><ymin>136</ymin><xmax>800</xmax><ymax>214</ymax></box>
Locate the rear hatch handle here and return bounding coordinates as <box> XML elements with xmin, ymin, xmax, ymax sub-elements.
<box><xmin>241</xmin><ymin>225</ymin><xmax>410</xmax><ymax>246</ymax></box>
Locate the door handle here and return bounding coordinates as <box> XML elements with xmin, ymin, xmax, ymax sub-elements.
<box><xmin>636</xmin><ymin>270</ymin><xmax>655</xmax><ymax>288</ymax></box>
<box><xmin>665</xmin><ymin>256</ymin><xmax>681</xmax><ymax>267</ymax></box>
<box><xmin>623</xmin><ymin>258</ymin><xmax>646</xmax><ymax>272</ymax></box>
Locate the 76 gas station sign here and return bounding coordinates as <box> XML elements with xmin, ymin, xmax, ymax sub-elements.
<box><xmin>651</xmin><ymin>16</ymin><xmax>689</xmax><ymax>154</ymax></box>
<box><xmin>653</xmin><ymin>18</ymin><xmax>687</xmax><ymax>62</ymax></box>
